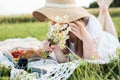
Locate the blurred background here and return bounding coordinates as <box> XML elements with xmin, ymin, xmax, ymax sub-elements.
<box><xmin>0</xmin><ymin>0</ymin><xmax>120</xmax><ymax>41</ymax></box>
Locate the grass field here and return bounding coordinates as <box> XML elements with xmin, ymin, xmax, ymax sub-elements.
<box><xmin>0</xmin><ymin>17</ymin><xmax>120</xmax><ymax>41</ymax></box>
<box><xmin>0</xmin><ymin>22</ymin><xmax>48</xmax><ymax>41</ymax></box>
<box><xmin>0</xmin><ymin>8</ymin><xmax>120</xmax><ymax>80</ymax></box>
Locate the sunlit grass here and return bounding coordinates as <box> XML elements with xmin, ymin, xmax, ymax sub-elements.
<box><xmin>0</xmin><ymin>17</ymin><xmax>119</xmax><ymax>41</ymax></box>
<box><xmin>88</xmin><ymin>8</ymin><xmax>120</xmax><ymax>17</ymax></box>
<box><xmin>0</xmin><ymin>22</ymin><xmax>48</xmax><ymax>41</ymax></box>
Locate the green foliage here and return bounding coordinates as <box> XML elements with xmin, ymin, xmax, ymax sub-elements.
<box><xmin>69</xmin><ymin>62</ymin><xmax>120</xmax><ymax>80</ymax></box>
<box><xmin>89</xmin><ymin>1</ymin><xmax>99</xmax><ymax>8</ymax></box>
<box><xmin>0</xmin><ymin>64</ymin><xmax>11</xmax><ymax>80</ymax></box>
<box><xmin>88</xmin><ymin>8</ymin><xmax>120</xmax><ymax>17</ymax></box>
<box><xmin>0</xmin><ymin>22</ymin><xmax>48</xmax><ymax>41</ymax></box>
<box><xmin>68</xmin><ymin>49</ymin><xmax>120</xmax><ymax>80</ymax></box>
<box><xmin>0</xmin><ymin>15</ymin><xmax>36</xmax><ymax>24</ymax></box>
<box><xmin>0</xmin><ymin>77</ymin><xmax>9</xmax><ymax>80</ymax></box>
<box><xmin>110</xmin><ymin>0</ymin><xmax>120</xmax><ymax>7</ymax></box>
<box><xmin>89</xmin><ymin>0</ymin><xmax>120</xmax><ymax>8</ymax></box>
<box><xmin>0</xmin><ymin>17</ymin><xmax>119</xmax><ymax>41</ymax></box>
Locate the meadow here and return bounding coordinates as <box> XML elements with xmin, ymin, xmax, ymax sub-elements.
<box><xmin>0</xmin><ymin>17</ymin><xmax>120</xmax><ymax>41</ymax></box>
<box><xmin>0</xmin><ymin>8</ymin><xmax>120</xmax><ymax>80</ymax></box>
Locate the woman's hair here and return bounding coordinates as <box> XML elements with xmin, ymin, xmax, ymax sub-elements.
<box><xmin>62</xmin><ymin>17</ymin><xmax>89</xmax><ymax>58</ymax></box>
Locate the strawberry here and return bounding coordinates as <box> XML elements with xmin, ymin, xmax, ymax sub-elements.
<box><xmin>11</xmin><ymin>50</ymin><xmax>24</xmax><ymax>58</ymax></box>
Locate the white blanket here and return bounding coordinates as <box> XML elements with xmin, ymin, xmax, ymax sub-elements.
<box><xmin>0</xmin><ymin>37</ymin><xmax>119</xmax><ymax>80</ymax></box>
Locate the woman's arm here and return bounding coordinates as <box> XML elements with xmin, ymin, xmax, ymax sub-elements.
<box><xmin>70</xmin><ymin>21</ymin><xmax>98</xmax><ymax>60</ymax></box>
<box><xmin>50</xmin><ymin>45</ymin><xmax>67</xmax><ymax>63</ymax></box>
<box><xmin>43</xmin><ymin>40</ymin><xmax>67</xmax><ymax>63</ymax></box>
<box><xmin>81</xmin><ymin>26</ymin><xmax>98</xmax><ymax>59</ymax></box>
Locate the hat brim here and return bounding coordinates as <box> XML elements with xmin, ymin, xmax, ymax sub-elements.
<box><xmin>33</xmin><ymin>7</ymin><xmax>90</xmax><ymax>23</ymax></box>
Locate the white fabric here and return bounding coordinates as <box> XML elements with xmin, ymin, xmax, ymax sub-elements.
<box><xmin>28</xmin><ymin>59</ymin><xmax>58</xmax><ymax>72</ymax></box>
<box><xmin>69</xmin><ymin>42</ymin><xmax>75</xmax><ymax>53</ymax></box>
<box><xmin>0</xmin><ymin>37</ymin><xmax>44</xmax><ymax>51</ymax></box>
<box><xmin>45</xmin><ymin>2</ymin><xmax>76</xmax><ymax>8</ymax></box>
<box><xmin>86</xmin><ymin>15</ymin><xmax>120</xmax><ymax>61</ymax></box>
<box><xmin>0</xmin><ymin>50</ymin><xmax>14</xmax><ymax>66</ymax></box>
<box><xmin>10</xmin><ymin>60</ymin><xmax>80</xmax><ymax>80</ymax></box>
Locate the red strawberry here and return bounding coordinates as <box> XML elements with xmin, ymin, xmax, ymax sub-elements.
<box><xmin>11</xmin><ymin>50</ymin><xmax>24</xmax><ymax>58</ymax></box>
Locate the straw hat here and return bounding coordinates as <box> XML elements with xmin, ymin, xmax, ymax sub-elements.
<box><xmin>33</xmin><ymin>0</ymin><xmax>91</xmax><ymax>23</ymax></box>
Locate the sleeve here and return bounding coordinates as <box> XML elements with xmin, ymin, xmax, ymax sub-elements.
<box><xmin>86</xmin><ymin>15</ymin><xmax>103</xmax><ymax>52</ymax></box>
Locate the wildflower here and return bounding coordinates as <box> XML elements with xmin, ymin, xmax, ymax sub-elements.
<box><xmin>47</xmin><ymin>15</ymin><xmax>70</xmax><ymax>49</ymax></box>
<box><xmin>55</xmin><ymin>16</ymin><xmax>63</xmax><ymax>22</ymax></box>
<box><xmin>63</xmin><ymin>15</ymin><xmax>69</xmax><ymax>22</ymax></box>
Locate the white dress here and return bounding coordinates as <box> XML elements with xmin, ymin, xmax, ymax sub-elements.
<box><xmin>85</xmin><ymin>15</ymin><xmax>119</xmax><ymax>60</ymax></box>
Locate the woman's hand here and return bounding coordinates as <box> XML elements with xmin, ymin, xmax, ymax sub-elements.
<box><xmin>50</xmin><ymin>44</ymin><xmax>61</xmax><ymax>52</ymax></box>
<box><xmin>70</xmin><ymin>20</ymin><xmax>98</xmax><ymax>59</ymax></box>
<box><xmin>69</xmin><ymin>20</ymin><xmax>87</xmax><ymax>40</ymax></box>
<box><xmin>43</xmin><ymin>40</ymin><xmax>67</xmax><ymax>62</ymax></box>
<box><xmin>43</xmin><ymin>40</ymin><xmax>51</xmax><ymax>51</ymax></box>
<box><xmin>43</xmin><ymin>40</ymin><xmax>62</xmax><ymax>52</ymax></box>
<box><xmin>50</xmin><ymin>44</ymin><xmax>67</xmax><ymax>63</ymax></box>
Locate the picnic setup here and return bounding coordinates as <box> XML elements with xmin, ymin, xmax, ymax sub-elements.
<box><xmin>0</xmin><ymin>0</ymin><xmax>120</xmax><ymax>80</ymax></box>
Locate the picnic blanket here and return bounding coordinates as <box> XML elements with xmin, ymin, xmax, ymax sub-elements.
<box><xmin>0</xmin><ymin>37</ymin><xmax>119</xmax><ymax>80</ymax></box>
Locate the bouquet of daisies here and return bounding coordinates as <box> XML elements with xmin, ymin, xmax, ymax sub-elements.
<box><xmin>47</xmin><ymin>15</ymin><xmax>71</xmax><ymax>49</ymax></box>
<box><xmin>42</xmin><ymin>15</ymin><xmax>71</xmax><ymax>59</ymax></box>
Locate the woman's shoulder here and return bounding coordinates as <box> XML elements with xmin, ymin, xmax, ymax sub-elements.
<box><xmin>86</xmin><ymin>14</ymin><xmax>103</xmax><ymax>38</ymax></box>
<box><xmin>87</xmin><ymin>14</ymin><xmax>102</xmax><ymax>29</ymax></box>
<box><xmin>89</xmin><ymin>15</ymin><xmax>98</xmax><ymax>21</ymax></box>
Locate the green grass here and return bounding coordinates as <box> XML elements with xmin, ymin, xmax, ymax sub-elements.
<box><xmin>0</xmin><ymin>17</ymin><xmax>120</xmax><ymax>41</ymax></box>
<box><xmin>88</xmin><ymin>8</ymin><xmax>120</xmax><ymax>17</ymax></box>
<box><xmin>113</xmin><ymin>17</ymin><xmax>120</xmax><ymax>36</ymax></box>
<box><xmin>0</xmin><ymin>22</ymin><xmax>48</xmax><ymax>41</ymax></box>
<box><xmin>0</xmin><ymin>64</ymin><xmax>11</xmax><ymax>80</ymax></box>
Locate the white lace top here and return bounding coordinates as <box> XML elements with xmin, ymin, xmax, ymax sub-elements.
<box><xmin>82</xmin><ymin>15</ymin><xmax>119</xmax><ymax>60</ymax></box>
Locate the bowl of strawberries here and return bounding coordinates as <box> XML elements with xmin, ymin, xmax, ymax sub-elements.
<box><xmin>10</xmin><ymin>47</ymin><xmax>25</xmax><ymax>61</ymax></box>
<box><xmin>10</xmin><ymin>47</ymin><xmax>43</xmax><ymax>62</ymax></box>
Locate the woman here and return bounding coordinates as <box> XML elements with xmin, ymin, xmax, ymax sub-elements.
<box><xmin>33</xmin><ymin>0</ymin><xmax>119</xmax><ymax>63</ymax></box>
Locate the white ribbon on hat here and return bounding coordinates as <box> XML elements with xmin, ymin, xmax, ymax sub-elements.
<box><xmin>45</xmin><ymin>2</ymin><xmax>76</xmax><ymax>8</ymax></box>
